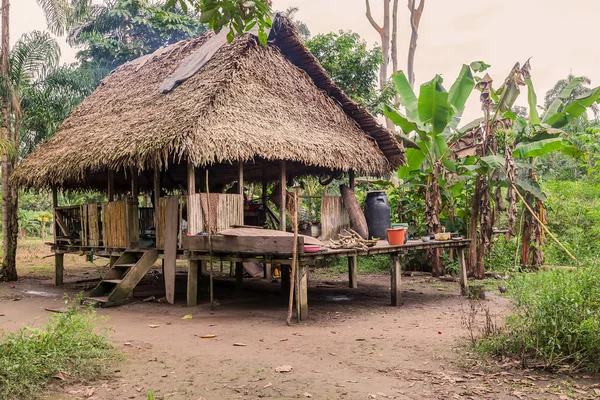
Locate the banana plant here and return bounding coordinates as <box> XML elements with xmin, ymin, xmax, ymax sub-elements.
<box><xmin>383</xmin><ymin>64</ymin><xmax>477</xmax><ymax>275</ymax></box>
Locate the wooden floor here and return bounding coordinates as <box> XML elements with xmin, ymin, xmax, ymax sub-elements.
<box><xmin>51</xmin><ymin>238</ymin><xmax>471</xmax><ymax>322</ymax></box>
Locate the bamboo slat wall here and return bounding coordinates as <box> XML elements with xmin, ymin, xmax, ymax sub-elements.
<box><xmin>321</xmin><ymin>196</ymin><xmax>350</xmax><ymax>240</ymax></box>
<box><xmin>102</xmin><ymin>200</ymin><xmax>127</xmax><ymax>247</ymax></box>
<box><xmin>87</xmin><ymin>204</ymin><xmax>100</xmax><ymax>246</ymax></box>
<box><xmin>187</xmin><ymin>193</ymin><xmax>244</xmax><ymax>235</ymax></box>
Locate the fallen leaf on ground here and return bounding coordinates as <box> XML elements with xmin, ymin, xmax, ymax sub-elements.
<box><xmin>200</xmin><ymin>334</ymin><xmax>217</xmax><ymax>339</ymax></box>
<box><xmin>275</xmin><ymin>365</ymin><xmax>292</xmax><ymax>373</ymax></box>
<box><xmin>355</xmin><ymin>338</ymin><xmax>367</xmax><ymax>341</ymax></box>
<box><xmin>233</xmin><ymin>343</ymin><xmax>247</xmax><ymax>346</ymax></box>
<box><xmin>52</xmin><ymin>372</ymin><xmax>66</xmax><ymax>381</ymax></box>
<box><xmin>263</xmin><ymin>382</ymin><xmax>272</xmax><ymax>388</ymax></box>
<box><xmin>304</xmin><ymin>392</ymin><xmax>312</xmax><ymax>398</ymax></box>
<box><xmin>148</xmin><ymin>324</ymin><xmax>160</xmax><ymax>328</ymax></box>
<box><xmin>511</xmin><ymin>391</ymin><xmax>524</xmax><ymax>399</ymax></box>
<box><xmin>182</xmin><ymin>314</ymin><xmax>193</xmax><ymax>319</ymax></box>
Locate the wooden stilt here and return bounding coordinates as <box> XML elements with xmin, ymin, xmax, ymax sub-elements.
<box><xmin>52</xmin><ymin>187</ymin><xmax>58</xmax><ymax>245</ymax></box>
<box><xmin>130</xmin><ymin>167</ymin><xmax>139</xmax><ymax>199</ymax></box>
<box><xmin>187</xmin><ymin>161</ymin><xmax>196</xmax><ymax>194</ymax></box>
<box><xmin>238</xmin><ymin>161</ymin><xmax>244</xmax><ymax>195</ymax></box>
<box><xmin>54</xmin><ymin>252</ymin><xmax>64</xmax><ymax>286</ymax></box>
<box><xmin>200</xmin><ymin>260</ymin><xmax>208</xmax><ymax>275</ymax></box>
<box><xmin>349</xmin><ymin>169</ymin><xmax>355</xmax><ymax>190</ymax></box>
<box><xmin>187</xmin><ymin>259</ymin><xmax>199</xmax><ymax>306</ymax></box>
<box><xmin>107</xmin><ymin>170</ymin><xmax>114</xmax><ymax>202</ymax></box>
<box><xmin>391</xmin><ymin>253</ymin><xmax>402</xmax><ymax>306</ymax></box>
<box><xmin>279</xmin><ymin>160</ymin><xmax>286</xmax><ymax>231</ymax></box>
<box><xmin>458</xmin><ymin>247</ymin><xmax>468</xmax><ymax>295</ymax></box>
<box><xmin>229</xmin><ymin>261</ymin><xmax>234</xmax><ymax>278</ymax></box>
<box><xmin>296</xmin><ymin>263</ymin><xmax>309</xmax><ymax>321</ymax></box>
<box><xmin>153</xmin><ymin>167</ymin><xmax>160</xmax><ymax>234</ymax></box>
<box><xmin>348</xmin><ymin>255</ymin><xmax>358</xmax><ymax>288</ymax></box>
<box><xmin>264</xmin><ymin>263</ymin><xmax>272</xmax><ymax>279</ymax></box>
<box><xmin>235</xmin><ymin>261</ymin><xmax>244</xmax><ymax>290</ymax></box>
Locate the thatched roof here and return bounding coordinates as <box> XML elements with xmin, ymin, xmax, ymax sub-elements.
<box><xmin>13</xmin><ymin>15</ymin><xmax>404</xmax><ymax>191</ymax></box>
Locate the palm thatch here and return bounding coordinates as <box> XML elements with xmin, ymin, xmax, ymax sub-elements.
<box><xmin>12</xmin><ymin>15</ymin><xmax>404</xmax><ymax>191</ymax></box>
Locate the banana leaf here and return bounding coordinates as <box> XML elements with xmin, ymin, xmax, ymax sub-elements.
<box><xmin>391</xmin><ymin>71</ymin><xmax>418</xmax><ymax>118</ymax></box>
<box><xmin>418</xmin><ymin>76</ymin><xmax>450</xmax><ymax>135</ymax></box>
<box><xmin>516</xmin><ymin>177</ymin><xmax>546</xmax><ymax>201</ymax></box>
<box><xmin>397</xmin><ymin>147</ymin><xmax>426</xmax><ymax>180</ymax></box>
<box><xmin>525</xmin><ymin>77</ymin><xmax>540</xmax><ymax>125</ymax></box>
<box><xmin>448</xmin><ymin>64</ymin><xmax>475</xmax><ymax>113</ymax></box>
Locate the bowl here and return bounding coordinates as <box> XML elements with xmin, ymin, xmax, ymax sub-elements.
<box><xmin>303</xmin><ymin>244</ymin><xmax>321</xmax><ymax>253</ymax></box>
<box><xmin>421</xmin><ymin>236</ymin><xmax>430</xmax><ymax>242</ymax></box>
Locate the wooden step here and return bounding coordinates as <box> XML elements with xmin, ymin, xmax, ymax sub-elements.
<box><xmin>103</xmin><ymin>279</ymin><xmax>123</xmax><ymax>284</ymax></box>
<box><xmin>85</xmin><ymin>296</ymin><xmax>109</xmax><ymax>303</ymax></box>
<box><xmin>114</xmin><ymin>263</ymin><xmax>136</xmax><ymax>269</ymax></box>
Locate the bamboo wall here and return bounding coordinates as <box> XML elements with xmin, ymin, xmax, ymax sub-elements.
<box><xmin>321</xmin><ymin>196</ymin><xmax>350</xmax><ymax>240</ymax></box>
<box><xmin>187</xmin><ymin>193</ymin><xmax>244</xmax><ymax>236</ymax></box>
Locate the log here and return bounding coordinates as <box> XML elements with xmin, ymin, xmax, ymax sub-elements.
<box><xmin>339</xmin><ymin>184</ymin><xmax>368</xmax><ymax>239</ymax></box>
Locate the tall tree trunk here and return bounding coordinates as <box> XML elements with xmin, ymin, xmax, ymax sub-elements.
<box><xmin>365</xmin><ymin>0</ymin><xmax>393</xmax><ymax>129</ymax></box>
<box><xmin>407</xmin><ymin>0</ymin><xmax>425</xmax><ymax>88</ymax></box>
<box><xmin>467</xmin><ymin>176</ymin><xmax>482</xmax><ymax>277</ymax></box>
<box><xmin>1</xmin><ymin>0</ymin><xmax>18</xmax><ymax>282</ymax></box>
<box><xmin>391</xmin><ymin>0</ymin><xmax>399</xmax><ymax>75</ymax></box>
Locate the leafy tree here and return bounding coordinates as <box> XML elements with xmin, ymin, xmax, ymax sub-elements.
<box><xmin>69</xmin><ymin>0</ymin><xmax>206</xmax><ymax>72</ymax></box>
<box><xmin>306</xmin><ymin>31</ymin><xmax>391</xmax><ymax>113</ymax></box>
<box><xmin>544</xmin><ymin>74</ymin><xmax>600</xmax><ymax>120</ymax></box>
<box><xmin>167</xmin><ymin>0</ymin><xmax>273</xmax><ymax>45</ymax></box>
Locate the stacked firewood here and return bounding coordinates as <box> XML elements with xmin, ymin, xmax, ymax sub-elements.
<box><xmin>329</xmin><ymin>229</ymin><xmax>378</xmax><ymax>251</ymax></box>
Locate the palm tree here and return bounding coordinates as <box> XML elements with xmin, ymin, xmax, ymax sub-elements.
<box><xmin>544</xmin><ymin>74</ymin><xmax>600</xmax><ymax>120</ymax></box>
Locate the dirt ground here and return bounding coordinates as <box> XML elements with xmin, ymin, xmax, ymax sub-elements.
<box><xmin>1</xmin><ymin>241</ymin><xmax>600</xmax><ymax>400</ymax></box>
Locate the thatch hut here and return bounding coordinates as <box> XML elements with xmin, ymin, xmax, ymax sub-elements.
<box><xmin>11</xmin><ymin>15</ymin><xmax>406</xmax><ymax>312</ymax></box>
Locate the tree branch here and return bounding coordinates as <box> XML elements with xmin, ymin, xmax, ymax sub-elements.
<box><xmin>365</xmin><ymin>0</ymin><xmax>383</xmax><ymax>34</ymax></box>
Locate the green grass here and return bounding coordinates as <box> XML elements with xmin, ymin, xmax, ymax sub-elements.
<box><xmin>476</xmin><ymin>267</ymin><xmax>600</xmax><ymax>372</ymax></box>
<box><xmin>0</xmin><ymin>295</ymin><xmax>119</xmax><ymax>399</ymax></box>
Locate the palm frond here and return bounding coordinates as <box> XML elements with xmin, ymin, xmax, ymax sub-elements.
<box><xmin>10</xmin><ymin>31</ymin><xmax>61</xmax><ymax>89</ymax></box>
<box><xmin>36</xmin><ymin>0</ymin><xmax>92</xmax><ymax>36</ymax></box>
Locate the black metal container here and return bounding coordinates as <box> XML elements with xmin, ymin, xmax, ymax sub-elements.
<box><xmin>364</xmin><ymin>191</ymin><xmax>391</xmax><ymax>240</ymax></box>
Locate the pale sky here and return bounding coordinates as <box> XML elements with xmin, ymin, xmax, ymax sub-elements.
<box><xmin>11</xmin><ymin>0</ymin><xmax>600</xmax><ymax>122</ymax></box>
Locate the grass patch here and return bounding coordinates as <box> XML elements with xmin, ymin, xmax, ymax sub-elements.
<box><xmin>475</xmin><ymin>267</ymin><xmax>600</xmax><ymax>372</ymax></box>
<box><xmin>0</xmin><ymin>295</ymin><xmax>119</xmax><ymax>399</ymax></box>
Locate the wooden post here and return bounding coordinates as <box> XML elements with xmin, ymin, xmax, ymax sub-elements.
<box><xmin>130</xmin><ymin>168</ymin><xmax>139</xmax><ymax>199</ymax></box>
<box><xmin>264</xmin><ymin>262</ymin><xmax>272</xmax><ymax>279</ymax></box>
<box><xmin>261</xmin><ymin>167</ymin><xmax>268</xmax><ymax>206</ymax></box>
<box><xmin>458</xmin><ymin>247</ymin><xmax>468</xmax><ymax>295</ymax></box>
<box><xmin>348</xmin><ymin>255</ymin><xmax>358</xmax><ymax>288</ymax></box>
<box><xmin>235</xmin><ymin>261</ymin><xmax>244</xmax><ymax>290</ymax></box>
<box><xmin>296</xmin><ymin>263</ymin><xmax>309</xmax><ymax>321</ymax></box>
<box><xmin>349</xmin><ymin>169</ymin><xmax>355</xmax><ymax>190</ymax></box>
<box><xmin>187</xmin><ymin>259</ymin><xmax>199</xmax><ymax>306</ymax></box>
<box><xmin>153</xmin><ymin>167</ymin><xmax>160</xmax><ymax>232</ymax></box>
<box><xmin>391</xmin><ymin>253</ymin><xmax>402</xmax><ymax>306</ymax></box>
<box><xmin>279</xmin><ymin>160</ymin><xmax>286</xmax><ymax>232</ymax></box>
<box><xmin>238</xmin><ymin>161</ymin><xmax>244</xmax><ymax>195</ymax></box>
<box><xmin>200</xmin><ymin>260</ymin><xmax>208</xmax><ymax>275</ymax></box>
<box><xmin>52</xmin><ymin>187</ymin><xmax>58</xmax><ymax>244</ymax></box>
<box><xmin>107</xmin><ymin>170</ymin><xmax>114</xmax><ymax>202</ymax></box>
<box><xmin>54</xmin><ymin>252</ymin><xmax>64</xmax><ymax>286</ymax></box>
<box><xmin>187</xmin><ymin>161</ymin><xmax>196</xmax><ymax>194</ymax></box>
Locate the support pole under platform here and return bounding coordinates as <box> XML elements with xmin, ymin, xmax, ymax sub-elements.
<box><xmin>54</xmin><ymin>252</ymin><xmax>64</xmax><ymax>286</ymax></box>
<box><xmin>296</xmin><ymin>263</ymin><xmax>309</xmax><ymax>321</ymax></box>
<box><xmin>187</xmin><ymin>259</ymin><xmax>199</xmax><ymax>307</ymax></box>
<box><xmin>235</xmin><ymin>262</ymin><xmax>244</xmax><ymax>291</ymax></box>
<box><xmin>390</xmin><ymin>253</ymin><xmax>401</xmax><ymax>306</ymax></box>
<box><xmin>458</xmin><ymin>247</ymin><xmax>468</xmax><ymax>295</ymax></box>
<box><xmin>348</xmin><ymin>255</ymin><xmax>358</xmax><ymax>288</ymax></box>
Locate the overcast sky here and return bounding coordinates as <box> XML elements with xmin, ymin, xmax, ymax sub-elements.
<box><xmin>12</xmin><ymin>0</ymin><xmax>600</xmax><ymax>121</ymax></box>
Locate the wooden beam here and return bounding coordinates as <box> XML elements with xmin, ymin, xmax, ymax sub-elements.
<box><xmin>391</xmin><ymin>254</ymin><xmax>402</xmax><ymax>306</ymax></box>
<box><xmin>348</xmin><ymin>255</ymin><xmax>358</xmax><ymax>288</ymax></box>
<box><xmin>296</xmin><ymin>263</ymin><xmax>309</xmax><ymax>321</ymax></box>
<box><xmin>183</xmin><ymin>235</ymin><xmax>304</xmax><ymax>255</ymax></box>
<box><xmin>164</xmin><ymin>196</ymin><xmax>179</xmax><ymax>304</ymax></box>
<box><xmin>153</xmin><ymin>167</ymin><xmax>160</xmax><ymax>230</ymax></box>
<box><xmin>279</xmin><ymin>160</ymin><xmax>286</xmax><ymax>232</ymax></box>
<box><xmin>458</xmin><ymin>247</ymin><xmax>468</xmax><ymax>296</ymax></box>
<box><xmin>187</xmin><ymin>162</ymin><xmax>196</xmax><ymax>194</ymax></box>
<box><xmin>187</xmin><ymin>259</ymin><xmax>199</xmax><ymax>306</ymax></box>
<box><xmin>107</xmin><ymin>170</ymin><xmax>114</xmax><ymax>202</ymax></box>
<box><xmin>349</xmin><ymin>169</ymin><xmax>355</xmax><ymax>190</ymax></box>
<box><xmin>238</xmin><ymin>161</ymin><xmax>244</xmax><ymax>195</ymax></box>
<box><xmin>54</xmin><ymin>252</ymin><xmax>64</xmax><ymax>286</ymax></box>
<box><xmin>52</xmin><ymin>187</ymin><xmax>58</xmax><ymax>244</ymax></box>
<box><xmin>261</xmin><ymin>165</ymin><xmax>268</xmax><ymax>207</ymax></box>
<box><xmin>130</xmin><ymin>168</ymin><xmax>139</xmax><ymax>199</ymax></box>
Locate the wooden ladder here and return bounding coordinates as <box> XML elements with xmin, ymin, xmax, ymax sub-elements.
<box><xmin>86</xmin><ymin>249</ymin><xmax>158</xmax><ymax>307</ymax></box>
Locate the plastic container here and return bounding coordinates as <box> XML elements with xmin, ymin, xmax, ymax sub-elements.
<box><xmin>387</xmin><ymin>228</ymin><xmax>406</xmax><ymax>245</ymax></box>
<box><xmin>304</xmin><ymin>244</ymin><xmax>321</xmax><ymax>253</ymax></box>
<box><xmin>364</xmin><ymin>191</ymin><xmax>391</xmax><ymax>240</ymax></box>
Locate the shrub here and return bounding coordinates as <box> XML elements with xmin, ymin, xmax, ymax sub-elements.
<box><xmin>477</xmin><ymin>267</ymin><xmax>600</xmax><ymax>372</ymax></box>
<box><xmin>0</xmin><ymin>296</ymin><xmax>118</xmax><ymax>399</ymax></box>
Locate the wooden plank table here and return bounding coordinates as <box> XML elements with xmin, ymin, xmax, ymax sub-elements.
<box><xmin>184</xmin><ymin>238</ymin><xmax>472</xmax><ymax>321</ymax></box>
